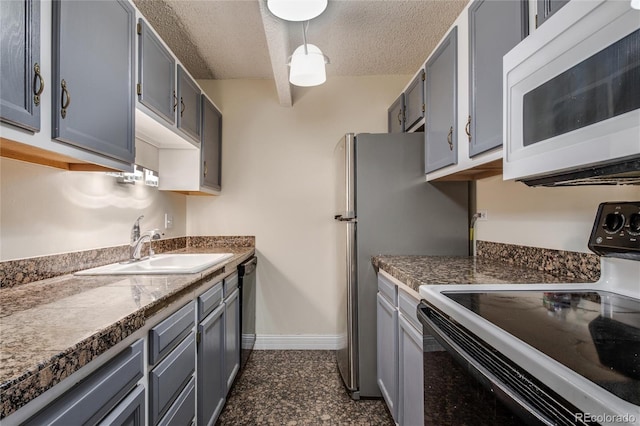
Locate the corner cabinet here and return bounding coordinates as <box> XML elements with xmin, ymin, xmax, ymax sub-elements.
<box><xmin>425</xmin><ymin>27</ymin><xmax>458</xmax><ymax>174</ymax></box>
<box><xmin>468</xmin><ymin>0</ymin><xmax>528</xmax><ymax>157</ymax></box>
<box><xmin>52</xmin><ymin>0</ymin><xmax>135</xmax><ymax>164</ymax></box>
<box><xmin>201</xmin><ymin>95</ymin><xmax>222</xmax><ymax>191</ymax></box>
<box><xmin>0</xmin><ymin>0</ymin><xmax>41</xmax><ymax>132</ymax></box>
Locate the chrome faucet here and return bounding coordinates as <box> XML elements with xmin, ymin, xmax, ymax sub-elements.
<box><xmin>129</xmin><ymin>215</ymin><xmax>161</xmax><ymax>261</ymax></box>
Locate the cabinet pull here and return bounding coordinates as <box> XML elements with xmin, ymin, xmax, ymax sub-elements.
<box><xmin>465</xmin><ymin>115</ymin><xmax>471</xmax><ymax>142</ymax></box>
<box><xmin>173</xmin><ymin>91</ymin><xmax>178</xmax><ymax>112</ymax></box>
<box><xmin>180</xmin><ymin>97</ymin><xmax>185</xmax><ymax>117</ymax></box>
<box><xmin>60</xmin><ymin>79</ymin><xmax>71</xmax><ymax>119</ymax></box>
<box><xmin>397</xmin><ymin>109</ymin><xmax>402</xmax><ymax>126</ymax></box>
<box><xmin>33</xmin><ymin>63</ymin><xmax>44</xmax><ymax>106</ymax></box>
<box><xmin>447</xmin><ymin>126</ymin><xmax>453</xmax><ymax>151</ymax></box>
<box><xmin>203</xmin><ymin>161</ymin><xmax>207</xmax><ymax>177</ymax></box>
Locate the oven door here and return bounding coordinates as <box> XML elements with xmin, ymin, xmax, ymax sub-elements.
<box><xmin>503</xmin><ymin>0</ymin><xmax>640</xmax><ymax>182</ymax></box>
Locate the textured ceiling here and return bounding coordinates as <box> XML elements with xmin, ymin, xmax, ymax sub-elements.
<box><xmin>134</xmin><ymin>0</ymin><xmax>469</xmax><ymax>105</ymax></box>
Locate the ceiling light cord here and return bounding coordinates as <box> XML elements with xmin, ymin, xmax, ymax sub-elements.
<box><xmin>302</xmin><ymin>21</ymin><xmax>309</xmax><ymax>55</ymax></box>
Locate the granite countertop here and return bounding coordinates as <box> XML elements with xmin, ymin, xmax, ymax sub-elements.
<box><xmin>372</xmin><ymin>255</ymin><xmax>590</xmax><ymax>293</ymax></box>
<box><xmin>0</xmin><ymin>246</ymin><xmax>254</xmax><ymax>419</ymax></box>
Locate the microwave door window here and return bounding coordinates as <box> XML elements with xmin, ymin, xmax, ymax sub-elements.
<box><xmin>523</xmin><ymin>29</ymin><xmax>640</xmax><ymax>147</ymax></box>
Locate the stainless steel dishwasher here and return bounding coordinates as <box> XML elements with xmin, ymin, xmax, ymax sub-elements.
<box><xmin>238</xmin><ymin>256</ymin><xmax>257</xmax><ymax>374</ymax></box>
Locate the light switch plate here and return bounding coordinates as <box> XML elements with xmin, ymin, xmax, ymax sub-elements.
<box><xmin>164</xmin><ymin>213</ymin><xmax>174</xmax><ymax>229</ymax></box>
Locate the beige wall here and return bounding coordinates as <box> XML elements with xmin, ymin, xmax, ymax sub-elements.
<box><xmin>188</xmin><ymin>76</ymin><xmax>410</xmax><ymax>338</ymax></box>
<box><xmin>476</xmin><ymin>175</ymin><xmax>640</xmax><ymax>253</ymax></box>
<box><xmin>0</xmin><ymin>157</ymin><xmax>186</xmax><ymax>261</ymax></box>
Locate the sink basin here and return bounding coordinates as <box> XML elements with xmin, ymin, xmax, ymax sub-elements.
<box><xmin>75</xmin><ymin>253</ymin><xmax>234</xmax><ymax>276</ymax></box>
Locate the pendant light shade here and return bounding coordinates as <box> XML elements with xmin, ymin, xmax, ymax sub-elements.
<box><xmin>632</xmin><ymin>0</ymin><xmax>640</xmax><ymax>9</ymax></box>
<box><xmin>289</xmin><ymin>44</ymin><xmax>328</xmax><ymax>87</ymax></box>
<box><xmin>267</xmin><ymin>0</ymin><xmax>328</xmax><ymax>22</ymax></box>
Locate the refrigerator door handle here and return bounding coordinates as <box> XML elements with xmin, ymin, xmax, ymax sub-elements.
<box><xmin>334</xmin><ymin>215</ymin><xmax>357</xmax><ymax>222</ymax></box>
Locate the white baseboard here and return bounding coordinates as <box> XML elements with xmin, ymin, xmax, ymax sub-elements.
<box><xmin>254</xmin><ymin>334</ymin><xmax>341</xmax><ymax>350</ymax></box>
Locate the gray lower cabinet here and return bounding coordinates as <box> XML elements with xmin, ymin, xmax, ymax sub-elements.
<box><xmin>398</xmin><ymin>313</ymin><xmax>423</xmax><ymax>426</ymax></box>
<box><xmin>425</xmin><ymin>27</ymin><xmax>458</xmax><ymax>173</ymax></box>
<box><xmin>149</xmin><ymin>302</ymin><xmax>195</xmax><ymax>365</ymax></box>
<box><xmin>536</xmin><ymin>0</ymin><xmax>569</xmax><ymax>27</ymax></box>
<box><xmin>52</xmin><ymin>0</ymin><xmax>135</xmax><ymax>164</ymax></box>
<box><xmin>224</xmin><ymin>287</ymin><xmax>240</xmax><ymax>391</ymax></box>
<box><xmin>376</xmin><ymin>292</ymin><xmax>398</xmax><ymax>422</ymax></box>
<box><xmin>201</xmin><ymin>95</ymin><xmax>222</xmax><ymax>191</ymax></box>
<box><xmin>157</xmin><ymin>377</ymin><xmax>195</xmax><ymax>426</ymax></box>
<box><xmin>98</xmin><ymin>385</ymin><xmax>146</xmax><ymax>426</ymax></box>
<box><xmin>404</xmin><ymin>70</ymin><xmax>425</xmax><ymax>131</ymax></box>
<box><xmin>468</xmin><ymin>0</ymin><xmax>528</xmax><ymax>157</ymax></box>
<box><xmin>387</xmin><ymin>93</ymin><xmax>405</xmax><ymax>133</ymax></box>
<box><xmin>149</xmin><ymin>333</ymin><xmax>196</xmax><ymax>425</ymax></box>
<box><xmin>0</xmin><ymin>0</ymin><xmax>41</xmax><ymax>132</ymax></box>
<box><xmin>137</xmin><ymin>19</ymin><xmax>176</xmax><ymax>125</ymax></box>
<box><xmin>25</xmin><ymin>340</ymin><xmax>144</xmax><ymax>425</ymax></box>
<box><xmin>177</xmin><ymin>65</ymin><xmax>201</xmax><ymax>144</ymax></box>
<box><xmin>197</xmin><ymin>303</ymin><xmax>226</xmax><ymax>426</ymax></box>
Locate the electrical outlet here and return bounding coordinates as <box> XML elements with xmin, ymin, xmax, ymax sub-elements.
<box><xmin>164</xmin><ymin>213</ymin><xmax>173</xmax><ymax>229</ymax></box>
<box><xmin>477</xmin><ymin>210</ymin><xmax>488</xmax><ymax>221</ymax></box>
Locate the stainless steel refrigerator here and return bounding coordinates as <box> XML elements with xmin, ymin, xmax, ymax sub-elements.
<box><xmin>334</xmin><ymin>133</ymin><xmax>469</xmax><ymax>399</ymax></box>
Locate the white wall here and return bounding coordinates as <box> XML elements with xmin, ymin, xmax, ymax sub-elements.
<box><xmin>0</xmin><ymin>157</ymin><xmax>186</xmax><ymax>261</ymax></box>
<box><xmin>476</xmin><ymin>175</ymin><xmax>640</xmax><ymax>253</ymax></box>
<box><xmin>188</xmin><ymin>76</ymin><xmax>410</xmax><ymax>338</ymax></box>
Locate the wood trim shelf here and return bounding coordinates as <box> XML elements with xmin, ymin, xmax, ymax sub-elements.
<box><xmin>431</xmin><ymin>158</ymin><xmax>502</xmax><ymax>181</ymax></box>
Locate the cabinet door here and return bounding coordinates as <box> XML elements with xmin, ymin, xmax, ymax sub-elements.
<box><xmin>201</xmin><ymin>96</ymin><xmax>222</xmax><ymax>191</ymax></box>
<box><xmin>98</xmin><ymin>385</ymin><xmax>145</xmax><ymax>426</ymax></box>
<box><xmin>387</xmin><ymin>93</ymin><xmax>405</xmax><ymax>133</ymax></box>
<box><xmin>177</xmin><ymin>65</ymin><xmax>201</xmax><ymax>144</ymax></box>
<box><xmin>138</xmin><ymin>19</ymin><xmax>175</xmax><ymax>124</ymax></box>
<box><xmin>404</xmin><ymin>70</ymin><xmax>425</xmax><ymax>130</ymax></box>
<box><xmin>425</xmin><ymin>27</ymin><xmax>458</xmax><ymax>173</ymax></box>
<box><xmin>398</xmin><ymin>314</ymin><xmax>423</xmax><ymax>426</ymax></box>
<box><xmin>224</xmin><ymin>288</ymin><xmax>240</xmax><ymax>391</ymax></box>
<box><xmin>0</xmin><ymin>0</ymin><xmax>41</xmax><ymax>132</ymax></box>
<box><xmin>376</xmin><ymin>292</ymin><xmax>398</xmax><ymax>422</ymax></box>
<box><xmin>536</xmin><ymin>0</ymin><xmax>569</xmax><ymax>27</ymax></box>
<box><xmin>52</xmin><ymin>0</ymin><xmax>135</xmax><ymax>164</ymax></box>
<box><xmin>468</xmin><ymin>0</ymin><xmax>528</xmax><ymax>157</ymax></box>
<box><xmin>197</xmin><ymin>304</ymin><xmax>225</xmax><ymax>426</ymax></box>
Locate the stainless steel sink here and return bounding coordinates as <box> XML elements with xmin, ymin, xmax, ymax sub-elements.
<box><xmin>75</xmin><ymin>253</ymin><xmax>234</xmax><ymax>275</ymax></box>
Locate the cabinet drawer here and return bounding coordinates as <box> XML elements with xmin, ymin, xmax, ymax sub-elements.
<box><xmin>224</xmin><ymin>272</ymin><xmax>238</xmax><ymax>298</ymax></box>
<box><xmin>25</xmin><ymin>340</ymin><xmax>144</xmax><ymax>426</ymax></box>
<box><xmin>198</xmin><ymin>279</ymin><xmax>223</xmax><ymax>321</ymax></box>
<box><xmin>149</xmin><ymin>333</ymin><xmax>196</xmax><ymax>425</ymax></box>
<box><xmin>158</xmin><ymin>376</ymin><xmax>195</xmax><ymax>426</ymax></box>
<box><xmin>377</xmin><ymin>273</ymin><xmax>397</xmax><ymax>305</ymax></box>
<box><xmin>149</xmin><ymin>302</ymin><xmax>195</xmax><ymax>365</ymax></box>
<box><xmin>398</xmin><ymin>289</ymin><xmax>420</xmax><ymax>331</ymax></box>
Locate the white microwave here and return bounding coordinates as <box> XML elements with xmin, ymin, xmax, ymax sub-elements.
<box><xmin>503</xmin><ymin>0</ymin><xmax>640</xmax><ymax>186</ymax></box>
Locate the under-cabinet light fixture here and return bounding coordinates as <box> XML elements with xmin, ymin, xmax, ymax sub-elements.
<box><xmin>106</xmin><ymin>165</ymin><xmax>158</xmax><ymax>187</ymax></box>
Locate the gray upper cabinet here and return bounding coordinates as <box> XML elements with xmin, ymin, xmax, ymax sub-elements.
<box><xmin>177</xmin><ymin>65</ymin><xmax>201</xmax><ymax>144</ymax></box>
<box><xmin>52</xmin><ymin>0</ymin><xmax>135</xmax><ymax>164</ymax></box>
<box><xmin>468</xmin><ymin>0</ymin><xmax>528</xmax><ymax>157</ymax></box>
<box><xmin>0</xmin><ymin>0</ymin><xmax>41</xmax><ymax>132</ymax></box>
<box><xmin>425</xmin><ymin>27</ymin><xmax>458</xmax><ymax>173</ymax></box>
<box><xmin>404</xmin><ymin>70</ymin><xmax>425</xmax><ymax>131</ymax></box>
<box><xmin>201</xmin><ymin>95</ymin><xmax>222</xmax><ymax>191</ymax></box>
<box><xmin>387</xmin><ymin>94</ymin><xmax>405</xmax><ymax>133</ymax></box>
<box><xmin>536</xmin><ymin>0</ymin><xmax>569</xmax><ymax>27</ymax></box>
<box><xmin>138</xmin><ymin>19</ymin><xmax>175</xmax><ymax>125</ymax></box>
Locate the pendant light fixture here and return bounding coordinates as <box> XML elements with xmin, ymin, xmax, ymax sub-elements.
<box><xmin>631</xmin><ymin>0</ymin><xmax>640</xmax><ymax>9</ymax></box>
<box><xmin>267</xmin><ymin>0</ymin><xmax>328</xmax><ymax>22</ymax></box>
<box><xmin>288</xmin><ymin>22</ymin><xmax>330</xmax><ymax>87</ymax></box>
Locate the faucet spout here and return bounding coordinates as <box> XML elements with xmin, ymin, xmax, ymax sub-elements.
<box><xmin>130</xmin><ymin>229</ymin><xmax>162</xmax><ymax>261</ymax></box>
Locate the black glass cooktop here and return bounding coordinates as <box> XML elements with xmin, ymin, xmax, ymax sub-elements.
<box><xmin>444</xmin><ymin>290</ymin><xmax>640</xmax><ymax>405</ymax></box>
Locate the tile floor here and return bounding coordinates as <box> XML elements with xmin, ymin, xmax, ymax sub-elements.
<box><xmin>216</xmin><ymin>350</ymin><xmax>394</xmax><ymax>425</ymax></box>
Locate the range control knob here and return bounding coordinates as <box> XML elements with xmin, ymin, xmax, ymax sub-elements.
<box><xmin>628</xmin><ymin>213</ymin><xmax>640</xmax><ymax>236</ymax></box>
<box><xmin>603</xmin><ymin>213</ymin><xmax>625</xmax><ymax>234</ymax></box>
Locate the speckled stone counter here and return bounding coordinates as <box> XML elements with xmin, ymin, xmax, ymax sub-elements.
<box><xmin>372</xmin><ymin>255</ymin><xmax>591</xmax><ymax>294</ymax></box>
<box><xmin>0</xmin><ymin>245</ymin><xmax>254</xmax><ymax>419</ymax></box>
